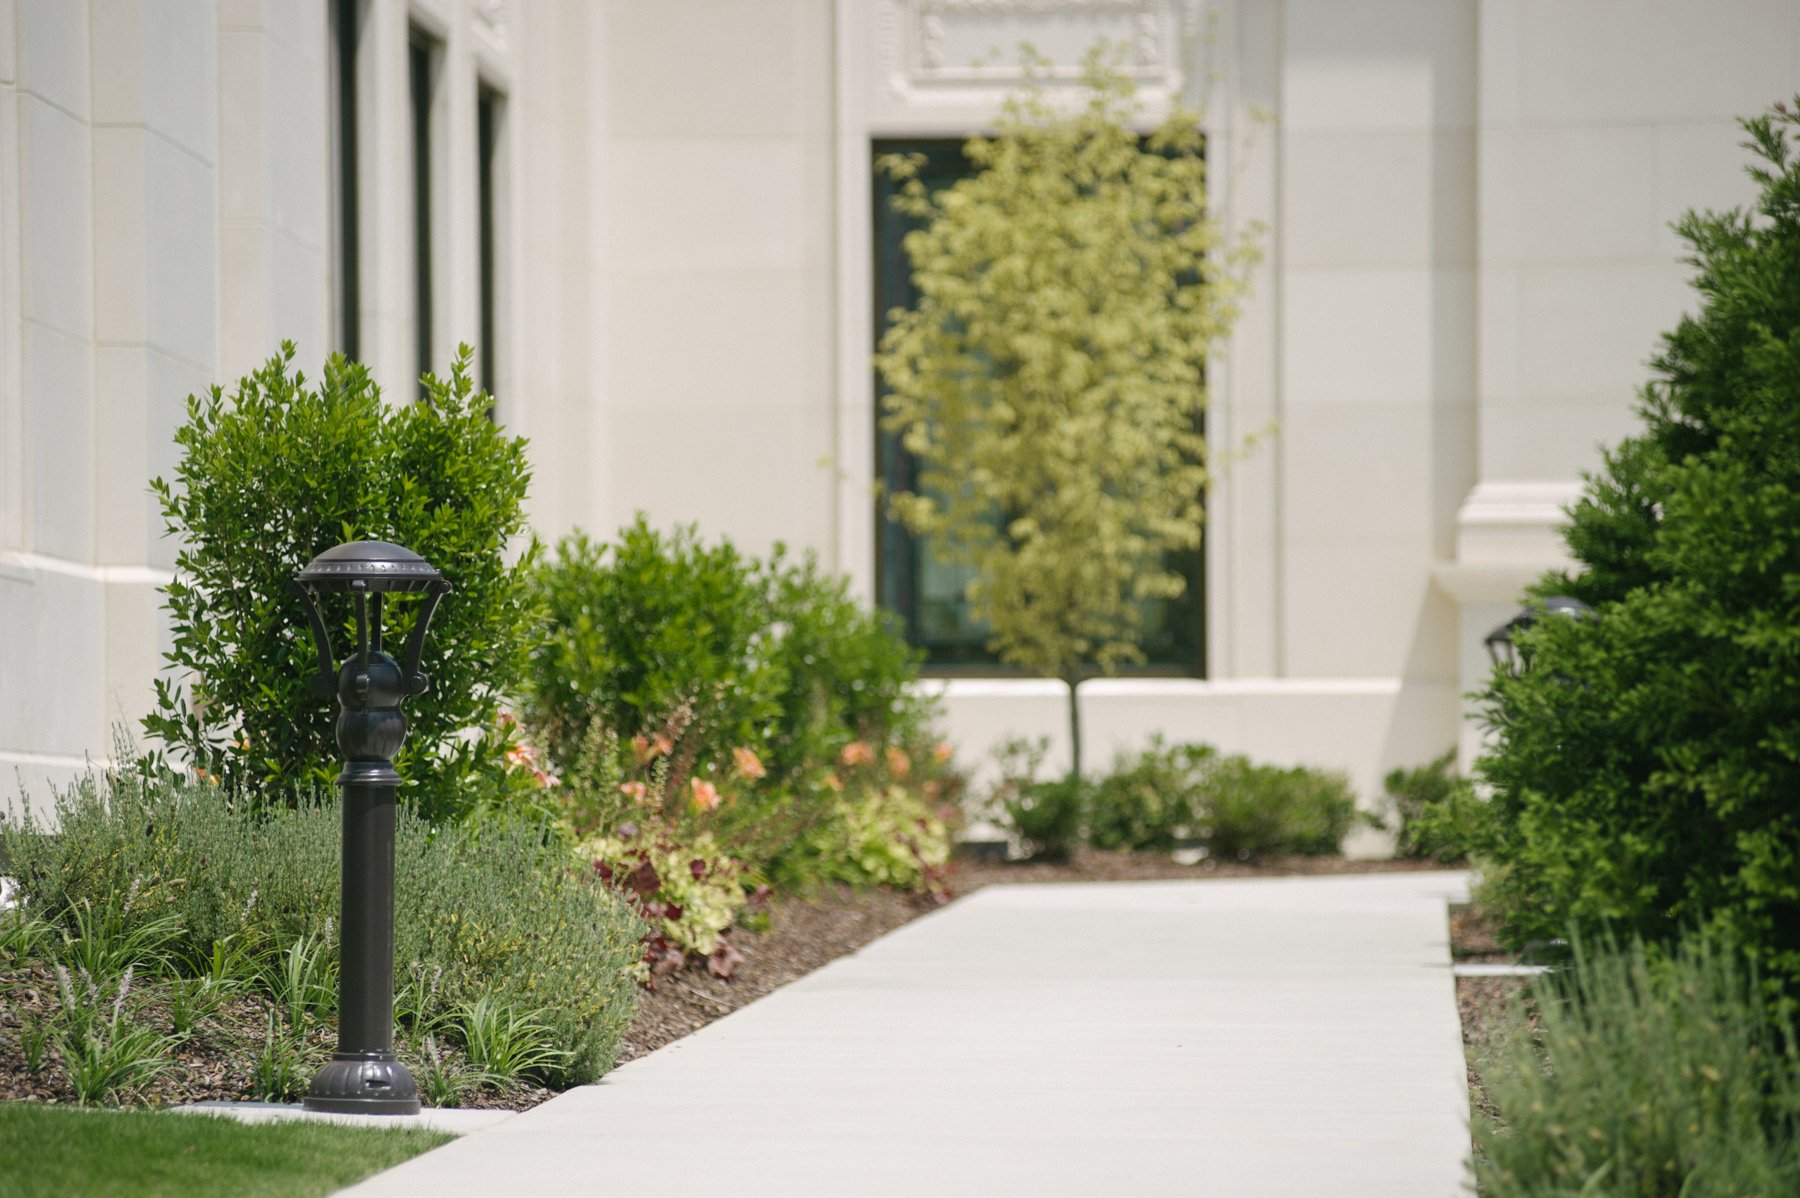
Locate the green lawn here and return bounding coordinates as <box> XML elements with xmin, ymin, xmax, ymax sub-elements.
<box><xmin>0</xmin><ymin>1103</ymin><xmax>450</xmax><ymax>1198</ymax></box>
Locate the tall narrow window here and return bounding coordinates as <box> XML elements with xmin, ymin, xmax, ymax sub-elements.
<box><xmin>872</xmin><ymin>139</ymin><xmax>1206</xmax><ymax>674</ymax></box>
<box><xmin>408</xmin><ymin>28</ymin><xmax>439</xmax><ymax>393</ymax></box>
<box><xmin>476</xmin><ymin>84</ymin><xmax>502</xmax><ymax>401</ymax></box>
<box><xmin>329</xmin><ymin>0</ymin><xmax>361</xmax><ymax>360</ymax></box>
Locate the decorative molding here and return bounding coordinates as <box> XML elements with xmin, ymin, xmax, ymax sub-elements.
<box><xmin>920</xmin><ymin>0</ymin><xmax>1144</xmax><ymax>10</ymax></box>
<box><xmin>877</xmin><ymin>0</ymin><xmax>1194</xmax><ymax>115</ymax></box>
<box><xmin>0</xmin><ymin>551</ymin><xmax>175</xmax><ymax>587</ymax></box>
<box><xmin>1450</xmin><ymin>482</ymin><xmax>1582</xmax><ymax>573</ymax></box>
<box><xmin>472</xmin><ymin>0</ymin><xmax>508</xmax><ymax>52</ymax></box>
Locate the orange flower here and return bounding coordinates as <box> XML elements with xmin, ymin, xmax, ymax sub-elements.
<box><xmin>690</xmin><ymin>778</ymin><xmax>722</xmax><ymax>811</ymax></box>
<box><xmin>932</xmin><ymin>741</ymin><xmax>954</xmax><ymax>764</ymax></box>
<box><xmin>619</xmin><ymin>781</ymin><xmax>649</xmax><ymax>803</ymax></box>
<box><xmin>732</xmin><ymin>746</ymin><xmax>766</xmax><ymax>780</ymax></box>
<box><xmin>885</xmin><ymin>746</ymin><xmax>911</xmax><ymax>778</ymax></box>
<box><xmin>840</xmin><ymin>741</ymin><xmax>874</xmax><ymax>767</ymax></box>
<box><xmin>822</xmin><ymin>772</ymin><xmax>843</xmax><ymax>793</ymax></box>
<box><xmin>631</xmin><ymin>734</ymin><xmax>674</xmax><ymax>764</ymax></box>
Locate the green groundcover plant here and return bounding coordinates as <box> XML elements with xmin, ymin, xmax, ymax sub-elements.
<box><xmin>1</xmin><ymin>762</ymin><xmax>644</xmax><ymax>1085</ymax></box>
<box><xmin>1477</xmin><ymin>932</ymin><xmax>1800</xmax><ymax>1196</ymax></box>
<box><xmin>1475</xmin><ymin>101</ymin><xmax>1800</xmax><ymax>1002</ymax></box>
<box><xmin>144</xmin><ymin>344</ymin><xmax>540</xmax><ymax>822</ymax></box>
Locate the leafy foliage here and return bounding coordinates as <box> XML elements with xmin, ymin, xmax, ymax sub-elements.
<box><xmin>991</xmin><ymin>738</ymin><xmax>1087</xmax><ymax>862</ymax></box>
<box><xmin>759</xmin><ymin>546</ymin><xmax>933</xmax><ymax>785</ymax></box>
<box><xmin>1086</xmin><ymin>737</ymin><xmax>1212</xmax><ymax>852</ymax></box>
<box><xmin>1383</xmin><ymin>751</ymin><xmax>1484</xmax><ymax>863</ymax></box>
<box><xmin>144</xmin><ymin>344</ymin><xmax>540</xmax><ymax>821</ymax></box>
<box><xmin>1475</xmin><ymin>103</ymin><xmax>1800</xmax><ymax>1000</ymax></box>
<box><xmin>524</xmin><ymin>519</ymin><xmax>781</xmax><ymax>782</ymax></box>
<box><xmin>1476</xmin><ymin>933</ymin><xmax>1800</xmax><ymax>1196</ymax></box>
<box><xmin>788</xmin><ymin>785</ymin><xmax>953</xmax><ymax>895</ymax></box>
<box><xmin>993</xmin><ymin>736</ymin><xmax>1362</xmax><ymax>861</ymax></box>
<box><xmin>1</xmin><ymin>764</ymin><xmax>644</xmax><ymax>1085</ymax></box>
<box><xmin>577</xmin><ymin>826</ymin><xmax>748</xmax><ymax>975</ymax></box>
<box><xmin>874</xmin><ymin>47</ymin><xmax>1257</xmax><ymax>775</ymax></box>
<box><xmin>50</xmin><ymin>965</ymin><xmax>176</xmax><ymax>1106</ymax></box>
<box><xmin>525</xmin><ymin>519</ymin><xmax>953</xmax><ymax>890</ymax></box>
<box><xmin>453</xmin><ymin>997</ymin><xmax>574</xmax><ymax>1085</ymax></box>
<box><xmin>1198</xmin><ymin>757</ymin><xmax>1362</xmax><ymax>860</ymax></box>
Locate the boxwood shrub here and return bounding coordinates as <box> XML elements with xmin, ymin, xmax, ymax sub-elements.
<box><xmin>142</xmin><ymin>345</ymin><xmax>541</xmax><ymax>822</ymax></box>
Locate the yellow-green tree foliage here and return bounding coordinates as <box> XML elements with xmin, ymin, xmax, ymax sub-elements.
<box><xmin>874</xmin><ymin>49</ymin><xmax>1257</xmax><ymax>774</ymax></box>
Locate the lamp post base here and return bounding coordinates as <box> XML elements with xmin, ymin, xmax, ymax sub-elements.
<box><xmin>303</xmin><ymin>1051</ymin><xmax>421</xmax><ymax>1115</ymax></box>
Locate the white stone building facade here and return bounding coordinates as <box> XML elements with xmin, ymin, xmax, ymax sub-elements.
<box><xmin>4</xmin><ymin>1</ymin><xmax>1796</xmax><ymax>839</ymax></box>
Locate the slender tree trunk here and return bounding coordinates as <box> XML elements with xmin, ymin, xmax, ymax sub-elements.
<box><xmin>1064</xmin><ymin>671</ymin><xmax>1083</xmax><ymax>782</ymax></box>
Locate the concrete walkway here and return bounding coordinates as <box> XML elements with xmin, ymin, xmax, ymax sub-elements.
<box><xmin>341</xmin><ymin>870</ymin><xmax>1474</xmax><ymax>1197</ymax></box>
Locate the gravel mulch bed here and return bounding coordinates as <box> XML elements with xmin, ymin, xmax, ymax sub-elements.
<box><xmin>954</xmin><ymin>846</ymin><xmax>1454</xmax><ymax>891</ymax></box>
<box><xmin>616</xmin><ymin>884</ymin><xmax>934</xmax><ymax>1065</ymax></box>
<box><xmin>1449</xmin><ymin>899</ymin><xmax>1541</xmax><ymax>1145</ymax></box>
<box><xmin>0</xmin><ymin>962</ymin><xmax>354</xmax><ymax>1109</ymax></box>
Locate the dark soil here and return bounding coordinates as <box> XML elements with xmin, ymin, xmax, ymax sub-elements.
<box><xmin>1448</xmin><ymin>900</ymin><xmax>1541</xmax><ymax>1151</ymax></box>
<box><xmin>617</xmin><ymin>884</ymin><xmax>933</xmax><ymax>1065</ymax></box>
<box><xmin>954</xmin><ymin>846</ymin><xmax>1454</xmax><ymax>890</ymax></box>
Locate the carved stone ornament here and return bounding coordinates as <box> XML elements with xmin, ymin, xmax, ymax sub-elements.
<box><xmin>878</xmin><ymin>0</ymin><xmax>1200</xmax><ymax>110</ymax></box>
<box><xmin>473</xmin><ymin>0</ymin><xmax>508</xmax><ymax>51</ymax></box>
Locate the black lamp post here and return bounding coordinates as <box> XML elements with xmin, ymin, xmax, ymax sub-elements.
<box><xmin>1485</xmin><ymin>595</ymin><xmax>1592</xmax><ymax>676</ymax></box>
<box><xmin>291</xmin><ymin>540</ymin><xmax>451</xmax><ymax>1115</ymax></box>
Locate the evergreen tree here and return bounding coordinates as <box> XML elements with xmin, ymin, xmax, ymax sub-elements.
<box><xmin>1477</xmin><ymin>102</ymin><xmax>1800</xmax><ymax>999</ymax></box>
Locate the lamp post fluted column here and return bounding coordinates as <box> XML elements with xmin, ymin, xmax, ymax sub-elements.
<box><xmin>292</xmin><ymin>541</ymin><xmax>450</xmax><ymax>1115</ymax></box>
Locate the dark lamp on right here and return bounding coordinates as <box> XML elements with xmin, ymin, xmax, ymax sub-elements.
<box><xmin>1485</xmin><ymin>596</ymin><xmax>1593</xmax><ymax>677</ymax></box>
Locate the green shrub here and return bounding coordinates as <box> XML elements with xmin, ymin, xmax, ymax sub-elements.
<box><xmin>143</xmin><ymin>344</ymin><xmax>540</xmax><ymax>822</ymax></box>
<box><xmin>989</xmin><ymin>737</ymin><xmax>1360</xmax><ymax>861</ymax></box>
<box><xmin>524</xmin><ymin>519</ymin><xmax>783</xmax><ymax>780</ymax></box>
<box><xmin>1475</xmin><ymin>103</ymin><xmax>1800</xmax><ymax>1000</ymax></box>
<box><xmin>1383</xmin><ymin>751</ymin><xmax>1485</xmax><ymax>862</ymax></box>
<box><xmin>525</xmin><ymin>520</ymin><xmax>951</xmax><ymax>887</ymax></box>
<box><xmin>2</xmin><ymin>765</ymin><xmax>644</xmax><ymax>1085</ymax></box>
<box><xmin>991</xmin><ymin>738</ymin><xmax>1086</xmax><ymax>862</ymax></box>
<box><xmin>1197</xmin><ymin>757</ymin><xmax>1361</xmax><ymax>859</ymax></box>
<box><xmin>760</xmin><ymin>546</ymin><xmax>933</xmax><ymax>784</ymax></box>
<box><xmin>1087</xmin><ymin>737</ymin><xmax>1213</xmax><ymax>852</ymax></box>
<box><xmin>1477</xmin><ymin>932</ymin><xmax>1800</xmax><ymax>1196</ymax></box>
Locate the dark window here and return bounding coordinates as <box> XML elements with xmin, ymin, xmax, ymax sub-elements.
<box><xmin>408</xmin><ymin>29</ymin><xmax>439</xmax><ymax>393</ymax></box>
<box><xmin>477</xmin><ymin>83</ymin><xmax>502</xmax><ymax>402</ymax></box>
<box><xmin>871</xmin><ymin>138</ymin><xmax>1206</xmax><ymax>675</ymax></box>
<box><xmin>329</xmin><ymin>0</ymin><xmax>361</xmax><ymax>360</ymax></box>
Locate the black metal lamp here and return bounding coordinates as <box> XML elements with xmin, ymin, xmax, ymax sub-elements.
<box><xmin>1485</xmin><ymin>596</ymin><xmax>1592</xmax><ymax>677</ymax></box>
<box><xmin>291</xmin><ymin>540</ymin><xmax>451</xmax><ymax>1115</ymax></box>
